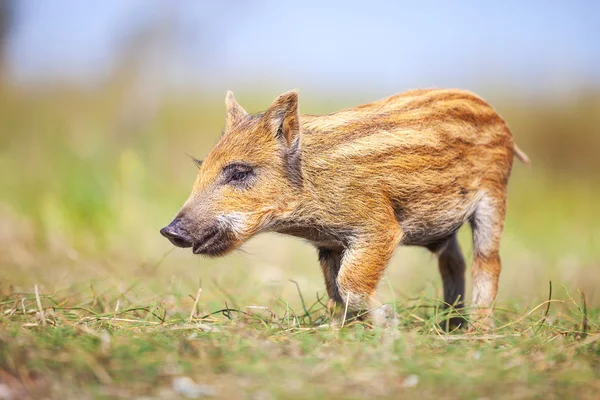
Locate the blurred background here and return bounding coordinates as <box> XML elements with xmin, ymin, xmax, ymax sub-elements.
<box><xmin>1</xmin><ymin>0</ymin><xmax>599</xmax><ymax>310</ymax></box>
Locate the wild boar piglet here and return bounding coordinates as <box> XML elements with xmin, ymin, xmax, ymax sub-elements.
<box><xmin>161</xmin><ymin>88</ymin><xmax>530</xmax><ymax>330</ymax></box>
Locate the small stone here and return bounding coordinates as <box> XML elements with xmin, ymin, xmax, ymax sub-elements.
<box><xmin>402</xmin><ymin>374</ymin><xmax>420</xmax><ymax>388</ymax></box>
<box><xmin>172</xmin><ymin>376</ymin><xmax>215</xmax><ymax>398</ymax></box>
<box><xmin>0</xmin><ymin>384</ymin><xmax>14</xmax><ymax>400</ymax></box>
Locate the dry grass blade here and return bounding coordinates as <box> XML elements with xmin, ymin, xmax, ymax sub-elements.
<box><xmin>112</xmin><ymin>299</ymin><xmax>120</xmax><ymax>328</ymax></box>
<box><xmin>189</xmin><ymin>287</ymin><xmax>203</xmax><ymax>321</ymax></box>
<box><xmin>34</xmin><ymin>284</ymin><xmax>46</xmax><ymax>326</ymax></box>
<box><xmin>494</xmin><ymin>300</ymin><xmax>566</xmax><ymax>331</ymax></box>
<box><xmin>434</xmin><ymin>333</ymin><xmax>522</xmax><ymax>341</ymax></box>
<box><xmin>341</xmin><ymin>292</ymin><xmax>350</xmax><ymax>328</ymax></box>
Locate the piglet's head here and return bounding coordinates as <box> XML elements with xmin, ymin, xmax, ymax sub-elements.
<box><xmin>160</xmin><ymin>90</ymin><xmax>302</xmax><ymax>256</ymax></box>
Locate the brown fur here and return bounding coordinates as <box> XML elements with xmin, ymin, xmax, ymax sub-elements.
<box><xmin>160</xmin><ymin>88</ymin><xmax>529</xmax><ymax>330</ymax></box>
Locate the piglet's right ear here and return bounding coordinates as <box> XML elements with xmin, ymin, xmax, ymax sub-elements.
<box><xmin>225</xmin><ymin>91</ymin><xmax>248</xmax><ymax>131</ymax></box>
<box><xmin>263</xmin><ymin>90</ymin><xmax>300</xmax><ymax>147</ymax></box>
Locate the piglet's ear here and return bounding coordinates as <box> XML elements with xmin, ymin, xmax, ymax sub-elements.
<box><xmin>225</xmin><ymin>91</ymin><xmax>248</xmax><ymax>131</ymax></box>
<box><xmin>264</xmin><ymin>90</ymin><xmax>300</xmax><ymax>147</ymax></box>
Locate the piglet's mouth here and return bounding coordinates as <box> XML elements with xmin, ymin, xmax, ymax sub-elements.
<box><xmin>192</xmin><ymin>226</ymin><xmax>234</xmax><ymax>256</ymax></box>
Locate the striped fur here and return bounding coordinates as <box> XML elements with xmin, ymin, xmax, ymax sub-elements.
<box><xmin>165</xmin><ymin>88</ymin><xmax>528</xmax><ymax>330</ymax></box>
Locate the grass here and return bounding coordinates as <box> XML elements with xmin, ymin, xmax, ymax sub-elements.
<box><xmin>1</xmin><ymin>85</ymin><xmax>600</xmax><ymax>399</ymax></box>
<box><xmin>2</xmin><ymin>284</ymin><xmax>600</xmax><ymax>399</ymax></box>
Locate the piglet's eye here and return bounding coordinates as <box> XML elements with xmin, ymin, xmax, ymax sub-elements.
<box><xmin>223</xmin><ymin>163</ymin><xmax>254</xmax><ymax>186</ymax></box>
<box><xmin>230</xmin><ymin>170</ymin><xmax>249</xmax><ymax>182</ymax></box>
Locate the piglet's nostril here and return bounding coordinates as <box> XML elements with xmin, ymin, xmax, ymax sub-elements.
<box><xmin>160</xmin><ymin>219</ymin><xmax>193</xmax><ymax>248</ymax></box>
<box><xmin>159</xmin><ymin>226</ymin><xmax>174</xmax><ymax>238</ymax></box>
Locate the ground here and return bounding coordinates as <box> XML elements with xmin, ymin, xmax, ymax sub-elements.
<box><xmin>2</xmin><ymin>283</ymin><xmax>599</xmax><ymax>399</ymax></box>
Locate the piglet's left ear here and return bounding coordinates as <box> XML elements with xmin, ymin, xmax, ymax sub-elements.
<box><xmin>225</xmin><ymin>91</ymin><xmax>248</xmax><ymax>131</ymax></box>
<box><xmin>264</xmin><ymin>90</ymin><xmax>300</xmax><ymax>146</ymax></box>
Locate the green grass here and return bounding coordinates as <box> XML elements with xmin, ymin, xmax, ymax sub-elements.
<box><xmin>1</xmin><ymin>86</ymin><xmax>600</xmax><ymax>399</ymax></box>
<box><xmin>2</xmin><ymin>285</ymin><xmax>599</xmax><ymax>399</ymax></box>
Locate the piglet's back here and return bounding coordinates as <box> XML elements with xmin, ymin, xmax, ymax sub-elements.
<box><xmin>298</xmin><ymin>89</ymin><xmax>515</xmax><ymax>245</ymax></box>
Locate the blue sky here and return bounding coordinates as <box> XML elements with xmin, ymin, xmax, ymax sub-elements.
<box><xmin>6</xmin><ymin>1</ymin><xmax>600</xmax><ymax>95</ymax></box>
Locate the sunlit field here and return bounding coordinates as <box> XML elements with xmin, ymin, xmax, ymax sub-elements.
<box><xmin>1</xmin><ymin>85</ymin><xmax>599</xmax><ymax>399</ymax></box>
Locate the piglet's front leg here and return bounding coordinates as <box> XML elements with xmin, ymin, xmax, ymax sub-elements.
<box><xmin>331</xmin><ymin>224</ymin><xmax>403</xmax><ymax>326</ymax></box>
